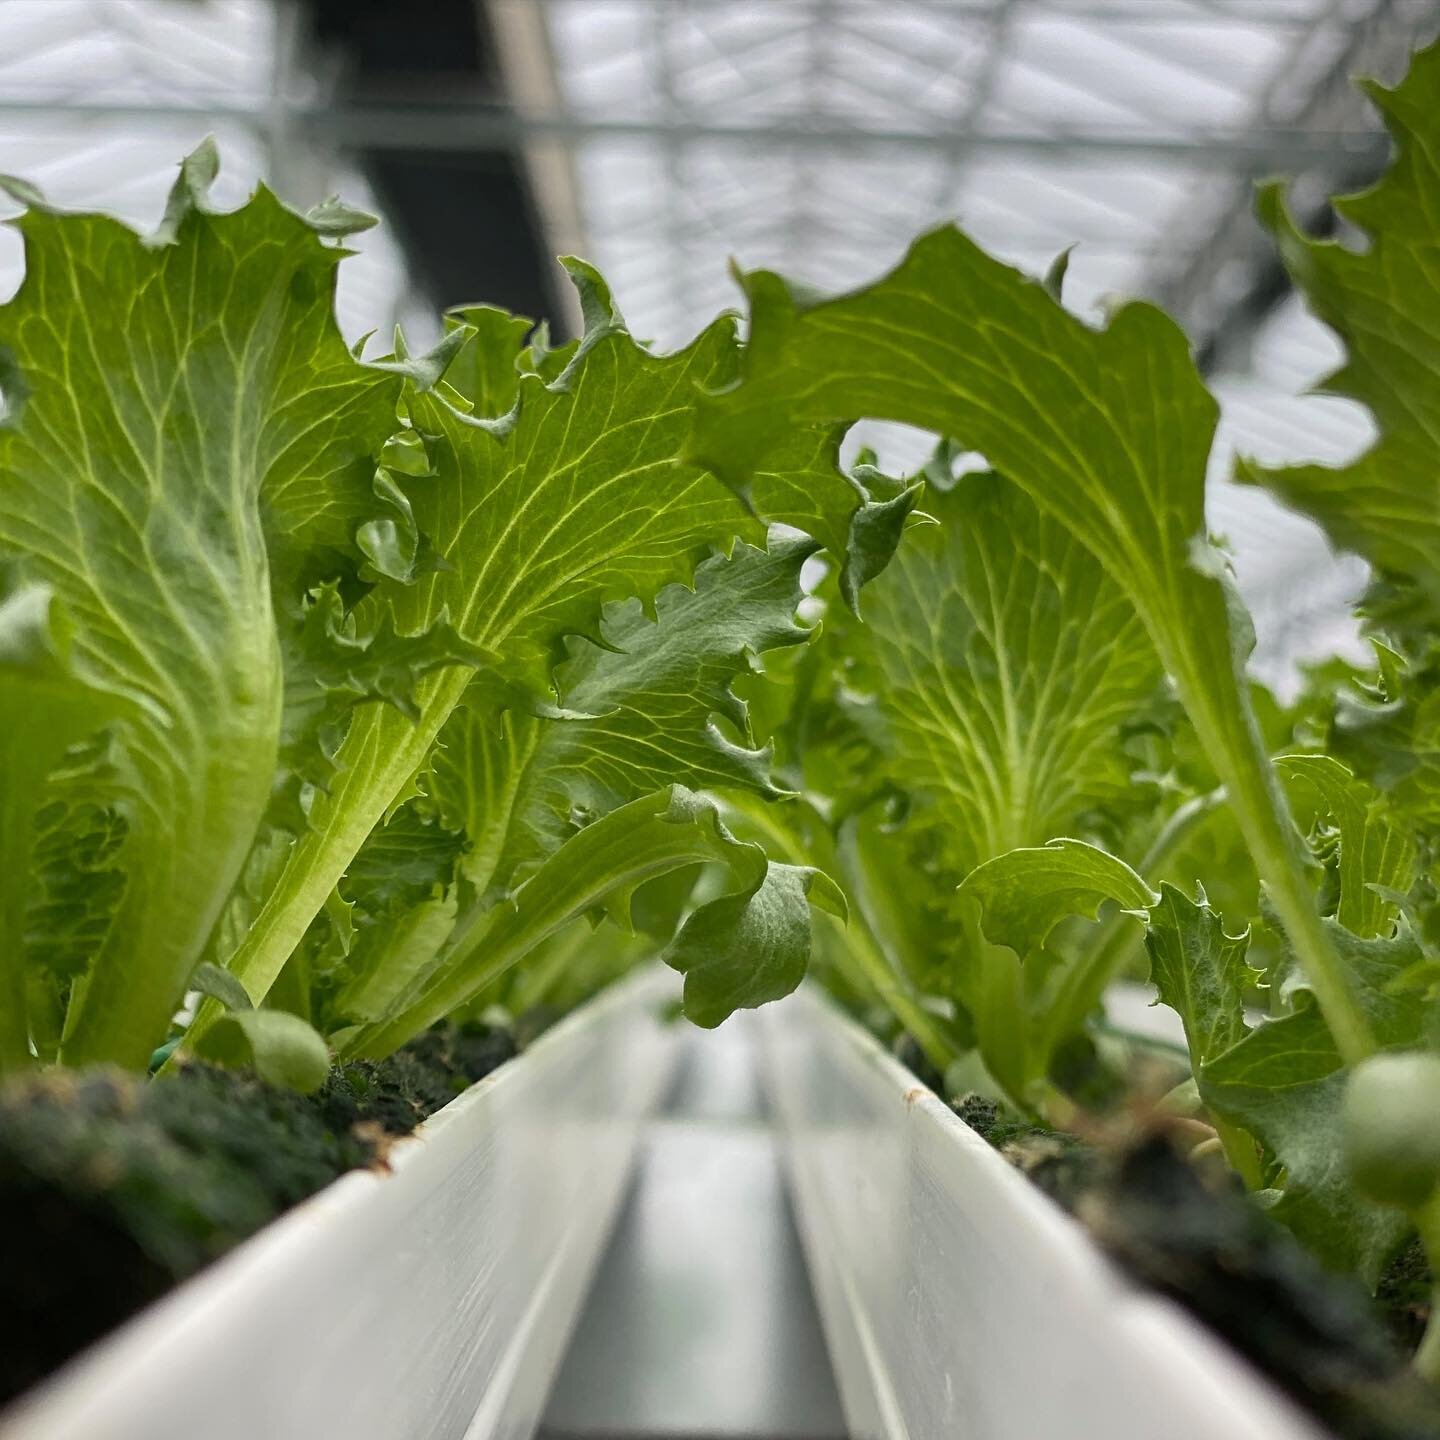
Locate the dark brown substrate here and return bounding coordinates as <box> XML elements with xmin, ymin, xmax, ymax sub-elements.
<box><xmin>0</xmin><ymin>1021</ymin><xmax>515</xmax><ymax>1409</ymax></box>
<box><xmin>950</xmin><ymin>1091</ymin><xmax>1440</xmax><ymax>1440</ymax></box>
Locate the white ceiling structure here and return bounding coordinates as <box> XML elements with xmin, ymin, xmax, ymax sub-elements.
<box><xmin>0</xmin><ymin>0</ymin><xmax>421</xmax><ymax>343</ymax></box>
<box><xmin>1</xmin><ymin>0</ymin><xmax>1438</xmax><ymax>690</ymax></box>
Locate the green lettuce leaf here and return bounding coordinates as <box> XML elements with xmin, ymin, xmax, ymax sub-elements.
<box><xmin>689</xmin><ymin>218</ymin><xmax>1371</xmax><ymax>1065</ymax></box>
<box><xmin>721</xmin><ymin>459</ymin><xmax>1174</xmax><ymax>1091</ymax></box>
<box><xmin>957</xmin><ymin>840</ymin><xmax>1157</xmax><ymax>959</ymax></box>
<box><xmin>430</xmin><ymin>532</ymin><xmax>816</xmax><ymax>898</ymax></box>
<box><xmin>1145</xmin><ymin>883</ymin><xmax>1258</xmax><ymax>1070</ymax></box>
<box><xmin>1203</xmin><ymin>923</ymin><xmax>1429</xmax><ymax>1283</ymax></box>
<box><xmin>314</xmin><ymin>532</ymin><xmax>818</xmax><ymax>1034</ymax></box>
<box><xmin>1330</xmin><ymin>643</ymin><xmax>1440</xmax><ymax>832</ymax></box>
<box><xmin>748</xmin><ymin>427</ymin><xmax>923</xmax><ymax>611</ymax></box>
<box><xmin>666</xmin><ymin>862</ymin><xmax>845</xmax><ymax>1027</ymax></box>
<box><xmin>0</xmin><ymin>145</ymin><xmax>401</xmax><ymax>1067</ymax></box>
<box><xmin>207</xmin><ymin>265</ymin><xmax>764</xmax><ymax>1015</ymax></box>
<box><xmin>441</xmin><ymin>304</ymin><xmax>534</xmax><ymax>417</ymax></box>
<box><xmin>1276</xmin><ymin>754</ymin><xmax>1417</xmax><ymax>940</ymax></box>
<box><xmin>838</xmin><ymin>471</ymin><xmax>1159</xmax><ymax>876</ymax></box>
<box><xmin>0</xmin><ymin>585</ymin><xmax>120</xmax><ymax>1065</ymax></box>
<box><xmin>210</xmin><ymin>256</ymin><xmax>892</xmax><ymax>1025</ymax></box>
<box><xmin>1239</xmin><ymin>42</ymin><xmax>1440</xmax><ymax>612</ymax></box>
<box><xmin>189</xmin><ymin>961</ymin><xmax>331</xmax><ymax>1093</ymax></box>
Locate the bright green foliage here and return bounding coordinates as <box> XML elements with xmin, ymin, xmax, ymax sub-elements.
<box><xmin>209</xmin><ymin>272</ymin><xmax>758</xmax><ymax>1017</ymax></box>
<box><xmin>691</xmin><ymin>204</ymin><xmax>1369</xmax><ymax>1067</ymax></box>
<box><xmin>1240</xmin><ymin>43</ymin><xmax>1440</xmax><ymax>613</ymax></box>
<box><xmin>844</xmin><ymin>475</ymin><xmax>1158</xmax><ymax>874</ymax></box>
<box><xmin>189</xmin><ymin>962</ymin><xmax>331</xmax><ymax>1094</ymax></box>
<box><xmin>0</xmin><ymin>146</ymin><xmax>881</xmax><ymax>1083</ymax></box>
<box><xmin>0</xmin><ymin>585</ymin><xmax>120</xmax><ymax>1067</ymax></box>
<box><xmin>441</xmin><ymin>304</ymin><xmax>534</xmax><ymax>417</ymax></box>
<box><xmin>345</xmin><ymin>785</ymin><xmax>830</xmax><ymax>1057</ymax></box>
<box><xmin>208</xmin><ymin>260</ymin><xmax>882</xmax><ymax>1029</ymax></box>
<box><xmin>431</xmin><ymin>533</ymin><xmax>816</xmax><ymax>898</ymax></box>
<box><xmin>8</xmin><ymin>33</ymin><xmax>1440</xmax><ymax>1350</ymax></box>
<box><xmin>667</xmin><ymin>861</ymin><xmax>845</xmax><ymax>1028</ymax></box>
<box><xmin>1331</xmin><ymin>644</ymin><xmax>1440</xmax><ymax>832</ymax></box>
<box><xmin>958</xmin><ymin>841</ymin><xmax>1157</xmax><ymax>960</ymax></box>
<box><xmin>1276</xmin><ymin>755</ymin><xmax>1416</xmax><ymax>939</ymax></box>
<box><xmin>0</xmin><ymin>144</ymin><xmax>401</xmax><ymax>1069</ymax></box>
<box><xmin>1144</xmin><ymin>884</ymin><xmax>1256</xmax><ymax>1071</ymax></box>
<box><xmin>689</xmin><ymin>227</ymin><xmax>1227</xmax><ymax>742</ymax></box>
<box><xmin>716</xmin><ymin>39</ymin><xmax>1440</xmax><ymax>1318</ymax></box>
<box><xmin>1203</xmin><ymin>922</ymin><xmax>1430</xmax><ymax>1284</ymax></box>
<box><xmin>314</xmin><ymin>806</ymin><xmax>464</xmax><ymax>1028</ymax></box>
<box><xmin>955</xmin><ymin>816</ymin><xmax>1433</xmax><ymax>1281</ymax></box>
<box><xmin>313</xmin><ymin>534</ymin><xmax>822</xmax><ymax>1048</ymax></box>
<box><xmin>719</xmin><ymin>459</ymin><xmax>1176</xmax><ymax>1096</ymax></box>
<box><xmin>749</xmin><ymin>428</ymin><xmax>923</xmax><ymax>611</ymax></box>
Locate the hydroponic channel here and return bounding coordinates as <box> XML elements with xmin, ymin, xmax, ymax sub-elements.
<box><xmin>540</xmin><ymin>1014</ymin><xmax>847</xmax><ymax>1440</ymax></box>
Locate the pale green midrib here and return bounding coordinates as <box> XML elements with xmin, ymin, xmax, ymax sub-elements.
<box><xmin>1025</xmin><ymin>507</ymin><xmax>1368</xmax><ymax>1067</ymax></box>
<box><xmin>461</xmin><ymin>715</ymin><xmax>537</xmax><ymax>897</ymax></box>
<box><xmin>10</xmin><ymin>248</ymin><xmax>279</xmax><ymax>747</ymax></box>
<box><xmin>456</xmin><ymin>466</ymin><xmax>726</xmax><ymax>644</ymax></box>
<box><xmin>972</xmin><ymin>518</ymin><xmax>1030</xmax><ymax>853</ymax></box>
<box><xmin>212</xmin><ymin>663</ymin><xmax>474</xmax><ymax>1009</ymax></box>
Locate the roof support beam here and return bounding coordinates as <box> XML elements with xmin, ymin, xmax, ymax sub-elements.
<box><xmin>0</xmin><ymin>96</ymin><xmax>1392</xmax><ymax>169</ymax></box>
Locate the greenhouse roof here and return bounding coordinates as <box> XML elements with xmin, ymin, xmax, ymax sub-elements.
<box><xmin>0</xmin><ymin>0</ymin><xmax>1436</xmax><ymax>683</ymax></box>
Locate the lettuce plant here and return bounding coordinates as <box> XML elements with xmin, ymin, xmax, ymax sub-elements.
<box><xmin>699</xmin><ymin>38</ymin><xmax>1440</xmax><ymax>1376</ymax></box>
<box><xmin>0</xmin><ymin>144</ymin><xmax>898</xmax><ymax>1082</ymax></box>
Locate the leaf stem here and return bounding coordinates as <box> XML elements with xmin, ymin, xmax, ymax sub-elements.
<box><xmin>824</xmin><ymin>911</ymin><xmax>959</xmax><ymax>1075</ymax></box>
<box><xmin>1213</xmin><ymin>1115</ymin><xmax>1265</xmax><ymax>1191</ymax></box>
<box><xmin>344</xmin><ymin>917</ymin><xmax>516</xmax><ymax>1060</ymax></box>
<box><xmin>975</xmin><ymin>934</ymin><xmax>1028</xmax><ymax>1101</ymax></box>
<box><xmin>182</xmin><ymin>672</ymin><xmax>471</xmax><ymax>1055</ymax></box>
<box><xmin>1176</xmin><ymin>660</ymin><xmax>1375</xmax><ymax>1067</ymax></box>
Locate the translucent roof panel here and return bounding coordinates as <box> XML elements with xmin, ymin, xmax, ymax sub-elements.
<box><xmin>0</xmin><ymin>0</ymin><xmax>420</xmax><ymax>345</ymax></box>
<box><xmin>529</xmin><ymin>0</ymin><xmax>1388</xmax><ymax>346</ymax></box>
